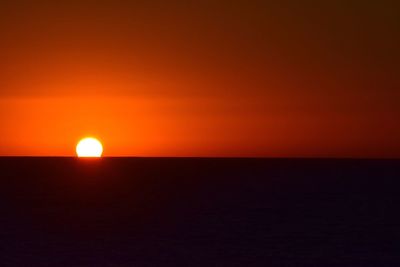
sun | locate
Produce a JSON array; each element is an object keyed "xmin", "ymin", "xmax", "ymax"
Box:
[{"xmin": 76, "ymin": 137, "xmax": 103, "ymax": 157}]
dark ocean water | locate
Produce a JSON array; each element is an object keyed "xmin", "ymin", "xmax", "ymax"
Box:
[{"xmin": 0, "ymin": 157, "xmax": 399, "ymax": 266}]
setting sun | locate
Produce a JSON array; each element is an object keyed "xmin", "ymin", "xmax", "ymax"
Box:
[{"xmin": 76, "ymin": 137, "xmax": 103, "ymax": 157}]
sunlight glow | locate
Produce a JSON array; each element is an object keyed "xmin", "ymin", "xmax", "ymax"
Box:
[{"xmin": 76, "ymin": 137, "xmax": 103, "ymax": 157}]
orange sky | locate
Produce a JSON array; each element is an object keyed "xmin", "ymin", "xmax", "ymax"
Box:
[{"xmin": 0, "ymin": 1, "xmax": 399, "ymax": 157}]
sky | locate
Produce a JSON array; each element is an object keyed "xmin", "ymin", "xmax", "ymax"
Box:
[{"xmin": 0, "ymin": 0, "xmax": 399, "ymax": 157}]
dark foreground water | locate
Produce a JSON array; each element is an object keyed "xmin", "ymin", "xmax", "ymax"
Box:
[{"xmin": 0, "ymin": 157, "xmax": 399, "ymax": 266}]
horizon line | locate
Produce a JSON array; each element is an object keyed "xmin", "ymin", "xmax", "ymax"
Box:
[{"xmin": 0, "ymin": 156, "xmax": 399, "ymax": 160}]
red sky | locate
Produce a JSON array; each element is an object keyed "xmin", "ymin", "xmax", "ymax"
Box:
[{"xmin": 0, "ymin": 1, "xmax": 399, "ymax": 157}]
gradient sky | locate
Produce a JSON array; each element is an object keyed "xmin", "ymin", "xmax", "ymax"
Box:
[{"xmin": 0, "ymin": 0, "xmax": 399, "ymax": 157}]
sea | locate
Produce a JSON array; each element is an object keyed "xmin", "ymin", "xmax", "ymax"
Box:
[{"xmin": 0, "ymin": 157, "xmax": 399, "ymax": 266}]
